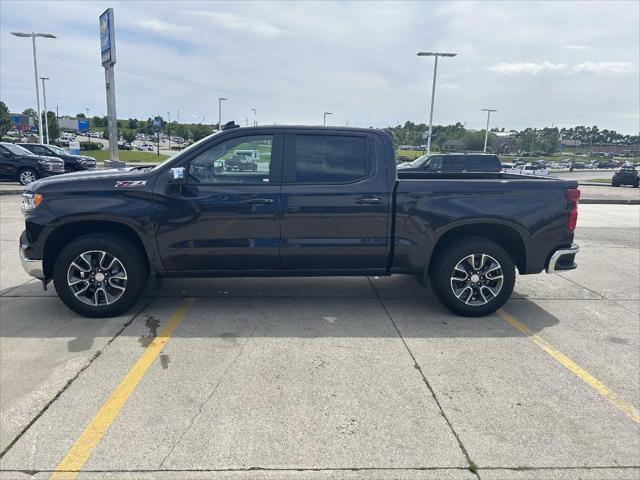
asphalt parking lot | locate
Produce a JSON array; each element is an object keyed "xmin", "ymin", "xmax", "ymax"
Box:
[{"xmin": 0, "ymin": 194, "xmax": 638, "ymax": 479}]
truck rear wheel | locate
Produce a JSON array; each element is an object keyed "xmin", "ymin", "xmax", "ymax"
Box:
[
  {"xmin": 53, "ymin": 234, "xmax": 148, "ymax": 318},
  {"xmin": 430, "ymin": 238, "xmax": 515, "ymax": 317}
]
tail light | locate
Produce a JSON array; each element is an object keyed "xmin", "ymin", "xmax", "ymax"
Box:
[{"xmin": 565, "ymin": 188, "xmax": 580, "ymax": 232}]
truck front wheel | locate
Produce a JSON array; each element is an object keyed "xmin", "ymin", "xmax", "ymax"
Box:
[
  {"xmin": 53, "ymin": 234, "xmax": 148, "ymax": 318},
  {"xmin": 430, "ymin": 238, "xmax": 515, "ymax": 317}
]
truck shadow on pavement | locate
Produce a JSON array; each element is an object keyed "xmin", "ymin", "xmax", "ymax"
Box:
[{"xmin": 0, "ymin": 276, "xmax": 560, "ymax": 352}]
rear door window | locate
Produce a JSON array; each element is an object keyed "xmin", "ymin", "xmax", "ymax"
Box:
[
  {"xmin": 466, "ymin": 155, "xmax": 501, "ymax": 172},
  {"xmin": 442, "ymin": 155, "xmax": 466, "ymax": 172},
  {"xmin": 293, "ymin": 135, "xmax": 370, "ymax": 183}
]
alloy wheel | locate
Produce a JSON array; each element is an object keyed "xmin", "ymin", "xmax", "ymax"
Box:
[
  {"xmin": 450, "ymin": 253, "xmax": 504, "ymax": 306},
  {"xmin": 67, "ymin": 250, "xmax": 128, "ymax": 306}
]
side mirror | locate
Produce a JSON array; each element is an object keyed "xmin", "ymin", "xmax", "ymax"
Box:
[{"xmin": 168, "ymin": 167, "xmax": 186, "ymax": 185}]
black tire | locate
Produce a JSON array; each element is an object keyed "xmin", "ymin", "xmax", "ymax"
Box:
[
  {"xmin": 612, "ymin": 181, "xmax": 619, "ymax": 187},
  {"xmin": 430, "ymin": 237, "xmax": 516, "ymax": 317},
  {"xmin": 17, "ymin": 168, "xmax": 39, "ymax": 186},
  {"xmin": 53, "ymin": 234, "xmax": 148, "ymax": 318}
]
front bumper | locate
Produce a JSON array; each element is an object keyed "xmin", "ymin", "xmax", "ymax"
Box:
[
  {"xmin": 546, "ymin": 244, "xmax": 579, "ymax": 273},
  {"xmin": 19, "ymin": 243, "xmax": 44, "ymax": 279}
]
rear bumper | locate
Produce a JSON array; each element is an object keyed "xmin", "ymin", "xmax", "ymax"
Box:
[
  {"xmin": 546, "ymin": 243, "xmax": 579, "ymax": 273},
  {"xmin": 19, "ymin": 243, "xmax": 44, "ymax": 279}
]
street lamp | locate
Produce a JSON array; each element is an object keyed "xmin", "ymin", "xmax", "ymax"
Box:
[
  {"xmin": 167, "ymin": 111, "xmax": 171, "ymax": 150},
  {"xmin": 481, "ymin": 108, "xmax": 497, "ymax": 153},
  {"xmin": 218, "ymin": 97, "xmax": 227, "ymax": 131},
  {"xmin": 251, "ymin": 108, "xmax": 257, "ymax": 126},
  {"xmin": 85, "ymin": 107, "xmax": 91, "ymax": 142},
  {"xmin": 40, "ymin": 77, "xmax": 50, "ymax": 144},
  {"xmin": 417, "ymin": 51, "xmax": 457, "ymax": 154},
  {"xmin": 323, "ymin": 112, "xmax": 332, "ymax": 126},
  {"xmin": 11, "ymin": 32, "xmax": 56, "ymax": 144}
]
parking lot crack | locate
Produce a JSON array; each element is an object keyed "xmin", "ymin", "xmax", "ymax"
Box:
[
  {"xmin": 0, "ymin": 296, "xmax": 155, "ymax": 460},
  {"xmin": 158, "ymin": 323, "xmax": 260, "ymax": 469},
  {"xmin": 367, "ymin": 277, "xmax": 481, "ymax": 479}
]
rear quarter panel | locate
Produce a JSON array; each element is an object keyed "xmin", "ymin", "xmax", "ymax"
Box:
[{"xmin": 393, "ymin": 176, "xmax": 578, "ymax": 274}]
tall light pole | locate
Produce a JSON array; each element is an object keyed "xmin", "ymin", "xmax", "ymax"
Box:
[
  {"xmin": 167, "ymin": 111, "xmax": 171, "ymax": 150},
  {"xmin": 323, "ymin": 112, "xmax": 332, "ymax": 126},
  {"xmin": 40, "ymin": 77, "xmax": 50, "ymax": 144},
  {"xmin": 85, "ymin": 107, "xmax": 91, "ymax": 142},
  {"xmin": 251, "ymin": 108, "xmax": 257, "ymax": 126},
  {"xmin": 218, "ymin": 97, "xmax": 227, "ymax": 131},
  {"xmin": 481, "ymin": 108, "xmax": 497, "ymax": 153},
  {"xmin": 11, "ymin": 32, "xmax": 56, "ymax": 144},
  {"xmin": 417, "ymin": 51, "xmax": 457, "ymax": 154}
]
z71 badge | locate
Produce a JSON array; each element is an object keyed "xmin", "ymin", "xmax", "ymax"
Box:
[{"xmin": 115, "ymin": 180, "xmax": 147, "ymax": 188}]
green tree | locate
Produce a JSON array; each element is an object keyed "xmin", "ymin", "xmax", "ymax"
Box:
[
  {"xmin": 0, "ymin": 101, "xmax": 11, "ymax": 137},
  {"xmin": 462, "ymin": 130, "xmax": 497, "ymax": 152},
  {"xmin": 45, "ymin": 111, "xmax": 60, "ymax": 141},
  {"xmin": 172, "ymin": 123, "xmax": 190, "ymax": 141},
  {"xmin": 122, "ymin": 129, "xmax": 136, "ymax": 143},
  {"xmin": 102, "ymin": 127, "xmax": 109, "ymax": 140},
  {"xmin": 92, "ymin": 116, "xmax": 104, "ymax": 127},
  {"xmin": 190, "ymin": 124, "xmax": 212, "ymax": 141},
  {"xmin": 128, "ymin": 118, "xmax": 138, "ymax": 129},
  {"xmin": 76, "ymin": 113, "xmax": 86, "ymax": 118}
]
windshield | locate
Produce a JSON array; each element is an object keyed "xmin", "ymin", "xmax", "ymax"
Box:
[
  {"xmin": 406, "ymin": 154, "xmax": 428, "ymax": 167},
  {"xmin": 47, "ymin": 145, "xmax": 68, "ymax": 155},
  {"xmin": 150, "ymin": 130, "xmax": 224, "ymax": 171},
  {"xmin": 2, "ymin": 143, "xmax": 34, "ymax": 156}
]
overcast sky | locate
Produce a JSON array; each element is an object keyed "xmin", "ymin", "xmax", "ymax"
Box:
[{"xmin": 1, "ymin": 1, "xmax": 638, "ymax": 133}]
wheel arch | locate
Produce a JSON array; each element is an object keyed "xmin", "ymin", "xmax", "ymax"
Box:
[
  {"xmin": 427, "ymin": 222, "xmax": 527, "ymax": 276},
  {"xmin": 43, "ymin": 220, "xmax": 151, "ymax": 279}
]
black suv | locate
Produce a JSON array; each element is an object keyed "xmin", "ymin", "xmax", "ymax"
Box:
[
  {"xmin": 397, "ymin": 153, "xmax": 502, "ymax": 173},
  {"xmin": 612, "ymin": 168, "xmax": 639, "ymax": 187},
  {"xmin": 0, "ymin": 142, "xmax": 65, "ymax": 185},
  {"xmin": 18, "ymin": 143, "xmax": 96, "ymax": 172}
]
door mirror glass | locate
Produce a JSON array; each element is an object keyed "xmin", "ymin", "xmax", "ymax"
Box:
[{"xmin": 168, "ymin": 167, "xmax": 186, "ymax": 185}]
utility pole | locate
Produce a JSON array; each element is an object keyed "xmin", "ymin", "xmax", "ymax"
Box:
[
  {"xmin": 481, "ymin": 108, "xmax": 497, "ymax": 153},
  {"xmin": 417, "ymin": 51, "xmax": 457, "ymax": 154},
  {"xmin": 251, "ymin": 108, "xmax": 257, "ymax": 126},
  {"xmin": 167, "ymin": 111, "xmax": 171, "ymax": 150},
  {"xmin": 40, "ymin": 77, "xmax": 50, "ymax": 144},
  {"xmin": 85, "ymin": 107, "xmax": 91, "ymax": 142},
  {"xmin": 323, "ymin": 112, "xmax": 332, "ymax": 126}
]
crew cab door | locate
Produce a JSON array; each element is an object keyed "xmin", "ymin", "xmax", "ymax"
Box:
[
  {"xmin": 153, "ymin": 133, "xmax": 283, "ymax": 272},
  {"xmin": 280, "ymin": 131, "xmax": 390, "ymax": 271}
]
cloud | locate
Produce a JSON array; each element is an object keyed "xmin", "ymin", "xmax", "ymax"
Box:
[
  {"xmin": 182, "ymin": 10, "xmax": 290, "ymax": 36},
  {"xmin": 488, "ymin": 61, "xmax": 568, "ymax": 74},
  {"xmin": 573, "ymin": 61, "xmax": 635, "ymax": 74},
  {"xmin": 133, "ymin": 19, "xmax": 192, "ymax": 34},
  {"xmin": 562, "ymin": 44, "xmax": 592, "ymax": 50}
]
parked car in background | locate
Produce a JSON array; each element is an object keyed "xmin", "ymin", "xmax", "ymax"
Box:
[
  {"xmin": 397, "ymin": 153, "xmax": 502, "ymax": 173},
  {"xmin": 118, "ymin": 143, "xmax": 133, "ymax": 151},
  {"xmin": 0, "ymin": 142, "xmax": 65, "ymax": 185},
  {"xmin": 18, "ymin": 143, "xmax": 96, "ymax": 172},
  {"xmin": 612, "ymin": 168, "xmax": 639, "ymax": 187},
  {"xmin": 509, "ymin": 164, "xmax": 550, "ymax": 176}
]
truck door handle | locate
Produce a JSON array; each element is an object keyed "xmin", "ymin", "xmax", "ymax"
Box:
[
  {"xmin": 245, "ymin": 198, "xmax": 274, "ymax": 205},
  {"xmin": 355, "ymin": 197, "xmax": 381, "ymax": 205}
]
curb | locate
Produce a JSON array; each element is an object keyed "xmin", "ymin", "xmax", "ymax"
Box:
[
  {"xmin": 0, "ymin": 190, "xmax": 23, "ymax": 196},
  {"xmin": 580, "ymin": 199, "xmax": 640, "ymax": 205}
]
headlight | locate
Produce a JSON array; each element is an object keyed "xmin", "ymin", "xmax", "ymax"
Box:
[
  {"xmin": 22, "ymin": 192, "xmax": 43, "ymax": 216},
  {"xmin": 37, "ymin": 159, "xmax": 55, "ymax": 170}
]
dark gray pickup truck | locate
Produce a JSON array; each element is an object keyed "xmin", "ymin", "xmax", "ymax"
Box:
[{"xmin": 20, "ymin": 125, "xmax": 580, "ymax": 318}]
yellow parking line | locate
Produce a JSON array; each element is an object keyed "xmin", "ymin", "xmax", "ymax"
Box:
[
  {"xmin": 50, "ymin": 298, "xmax": 195, "ymax": 480},
  {"xmin": 498, "ymin": 308, "xmax": 640, "ymax": 424}
]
